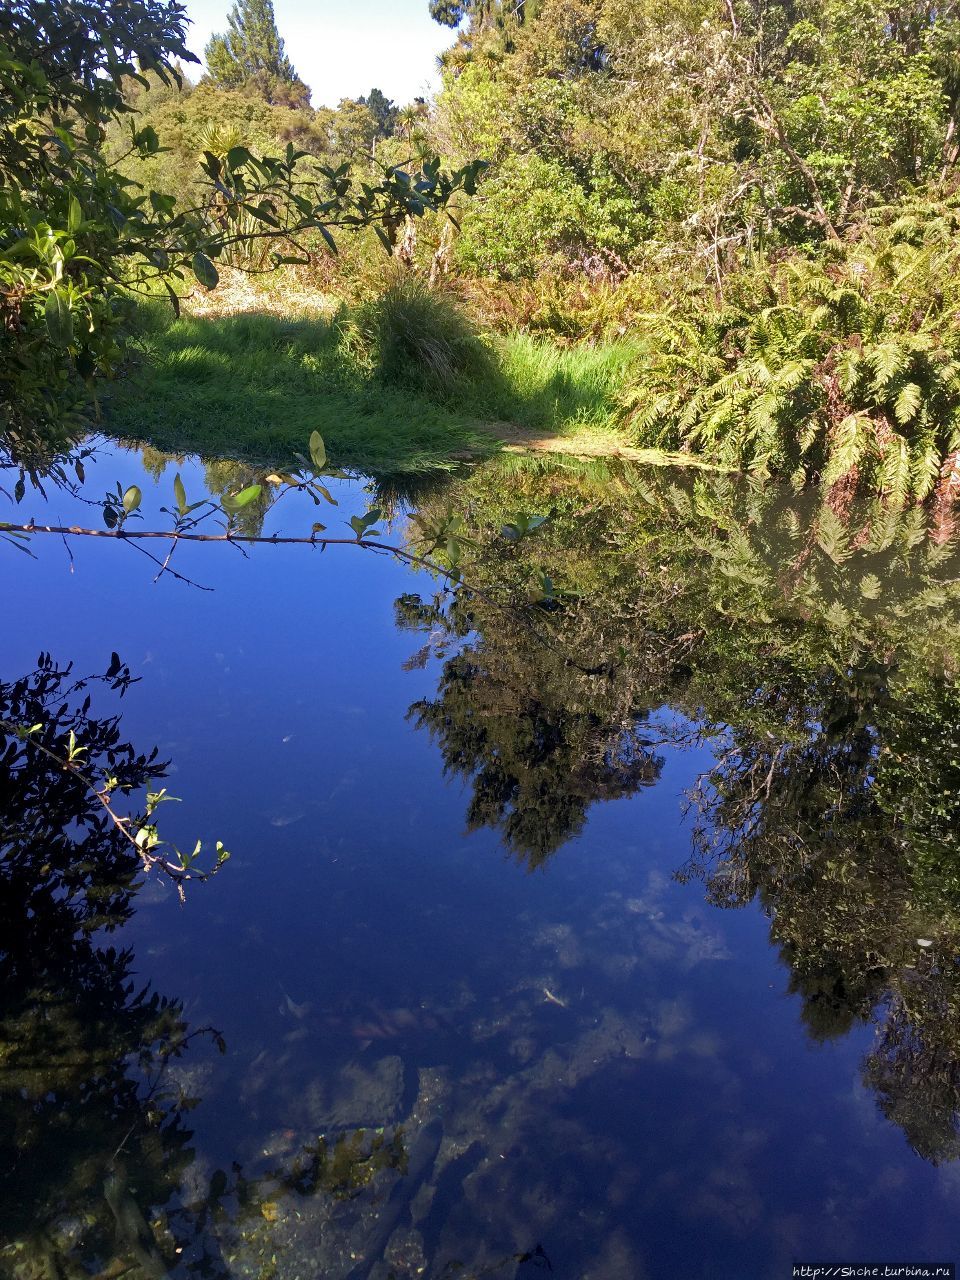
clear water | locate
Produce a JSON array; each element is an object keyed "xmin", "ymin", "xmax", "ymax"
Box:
[{"xmin": 3, "ymin": 442, "xmax": 960, "ymax": 1278}]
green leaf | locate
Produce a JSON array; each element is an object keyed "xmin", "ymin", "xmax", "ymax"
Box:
[
  {"xmin": 501, "ymin": 512, "xmax": 547, "ymax": 542},
  {"xmin": 316, "ymin": 224, "xmax": 338, "ymax": 255},
  {"xmin": 309, "ymin": 430, "xmax": 326, "ymax": 470},
  {"xmin": 122, "ymin": 485, "xmax": 142, "ymax": 515},
  {"xmin": 165, "ymin": 282, "xmax": 181, "ymax": 319},
  {"xmin": 44, "ymin": 290, "xmax": 73, "ymax": 346},
  {"xmin": 246, "ymin": 203, "xmax": 281, "ymax": 228},
  {"xmin": 173, "ymin": 473, "xmax": 187, "ymax": 515},
  {"xmin": 75, "ymin": 348, "xmax": 95, "ymax": 380},
  {"xmin": 201, "ymin": 151, "xmax": 222, "ymax": 180},
  {"xmin": 67, "ymin": 195, "xmax": 82, "ymax": 233},
  {"xmin": 135, "ymin": 124, "xmax": 159, "ymax": 153},
  {"xmin": 349, "ymin": 508, "xmax": 383, "ymax": 539},
  {"xmin": 191, "ymin": 251, "xmax": 219, "ymax": 290},
  {"xmin": 222, "ymin": 483, "xmax": 261, "ymax": 512},
  {"xmin": 150, "ymin": 190, "xmax": 177, "ymax": 216}
]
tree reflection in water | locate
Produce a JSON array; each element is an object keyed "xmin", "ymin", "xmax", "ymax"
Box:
[
  {"xmin": 400, "ymin": 457, "xmax": 960, "ymax": 1162},
  {"xmin": 0, "ymin": 655, "xmax": 205, "ymax": 1274},
  {"xmin": 686, "ymin": 657, "xmax": 960, "ymax": 1164},
  {"xmin": 400, "ymin": 593, "xmax": 665, "ymax": 867},
  {"xmin": 0, "ymin": 657, "xmax": 408, "ymax": 1279}
]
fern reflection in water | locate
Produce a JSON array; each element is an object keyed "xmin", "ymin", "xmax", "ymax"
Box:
[{"xmin": 401, "ymin": 455, "xmax": 960, "ymax": 1159}]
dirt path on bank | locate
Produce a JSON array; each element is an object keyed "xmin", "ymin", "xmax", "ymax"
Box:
[
  {"xmin": 462, "ymin": 422, "xmax": 733, "ymax": 471},
  {"xmin": 494, "ymin": 424, "xmax": 651, "ymax": 460}
]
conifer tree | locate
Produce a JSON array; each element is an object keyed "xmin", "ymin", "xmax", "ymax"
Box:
[
  {"xmin": 361, "ymin": 88, "xmax": 399, "ymax": 140},
  {"xmin": 429, "ymin": 0, "xmax": 469, "ymax": 25},
  {"xmin": 205, "ymin": 0, "xmax": 308, "ymax": 104}
]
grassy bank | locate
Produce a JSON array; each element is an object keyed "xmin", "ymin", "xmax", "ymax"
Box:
[{"xmin": 106, "ymin": 290, "xmax": 638, "ymax": 473}]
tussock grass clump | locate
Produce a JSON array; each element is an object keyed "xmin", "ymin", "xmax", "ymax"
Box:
[{"xmin": 340, "ymin": 278, "xmax": 498, "ymax": 400}]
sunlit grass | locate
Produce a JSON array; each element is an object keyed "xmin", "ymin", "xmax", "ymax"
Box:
[
  {"xmin": 107, "ymin": 297, "xmax": 637, "ymax": 472},
  {"xmin": 493, "ymin": 332, "xmax": 644, "ymax": 432}
]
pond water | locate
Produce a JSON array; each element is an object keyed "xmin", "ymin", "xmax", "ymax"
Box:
[{"xmin": 3, "ymin": 441, "xmax": 960, "ymax": 1278}]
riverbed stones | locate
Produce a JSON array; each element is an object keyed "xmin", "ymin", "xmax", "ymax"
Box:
[{"xmin": 304, "ymin": 1054, "xmax": 405, "ymax": 1130}]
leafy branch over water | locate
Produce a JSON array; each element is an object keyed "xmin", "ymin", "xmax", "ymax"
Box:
[
  {"xmin": 1, "ymin": 432, "xmax": 562, "ymax": 607},
  {"xmin": 0, "ymin": 652, "xmax": 231, "ymax": 894},
  {"xmin": 2, "ymin": 712, "xmax": 229, "ymax": 895}
]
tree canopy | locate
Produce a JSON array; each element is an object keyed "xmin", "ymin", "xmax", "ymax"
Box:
[
  {"xmin": 0, "ymin": 0, "xmax": 483, "ymax": 481},
  {"xmin": 417, "ymin": 0, "xmax": 960, "ymax": 499},
  {"xmin": 205, "ymin": 0, "xmax": 310, "ymax": 106}
]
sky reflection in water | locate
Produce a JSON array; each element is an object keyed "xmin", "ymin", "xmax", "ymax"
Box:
[{"xmin": 2, "ymin": 441, "xmax": 959, "ymax": 1278}]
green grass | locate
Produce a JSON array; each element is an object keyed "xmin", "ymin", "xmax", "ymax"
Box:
[
  {"xmin": 495, "ymin": 332, "xmax": 644, "ymax": 434},
  {"xmin": 106, "ymin": 295, "xmax": 637, "ymax": 473}
]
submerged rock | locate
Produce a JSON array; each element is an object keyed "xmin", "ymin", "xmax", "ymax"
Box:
[{"xmin": 306, "ymin": 1055, "xmax": 405, "ymax": 1131}]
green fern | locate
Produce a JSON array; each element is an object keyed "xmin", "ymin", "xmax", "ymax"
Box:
[
  {"xmin": 879, "ymin": 436, "xmax": 912, "ymax": 507},
  {"xmin": 894, "ymin": 381, "xmax": 923, "ymax": 425},
  {"xmin": 815, "ymin": 506, "xmax": 853, "ymax": 563},
  {"xmin": 622, "ymin": 207, "xmax": 960, "ymax": 504}
]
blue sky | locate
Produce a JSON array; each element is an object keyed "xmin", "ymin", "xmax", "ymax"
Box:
[{"xmin": 180, "ymin": 0, "xmax": 455, "ymax": 108}]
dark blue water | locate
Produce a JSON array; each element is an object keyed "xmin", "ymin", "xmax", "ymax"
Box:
[{"xmin": 2, "ymin": 442, "xmax": 958, "ymax": 1279}]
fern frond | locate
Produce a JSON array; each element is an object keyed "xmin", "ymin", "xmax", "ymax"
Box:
[
  {"xmin": 823, "ymin": 413, "xmax": 868, "ymax": 486},
  {"xmin": 824, "ymin": 600, "xmax": 854, "ymax": 629},
  {"xmin": 815, "ymin": 506, "xmax": 853, "ymax": 563},
  {"xmin": 893, "ymin": 381, "xmax": 922, "ymax": 425},
  {"xmin": 912, "ymin": 437, "xmax": 942, "ymax": 502},
  {"xmin": 870, "ymin": 341, "xmax": 911, "ymax": 394},
  {"xmin": 878, "ymin": 435, "xmax": 911, "ymax": 507}
]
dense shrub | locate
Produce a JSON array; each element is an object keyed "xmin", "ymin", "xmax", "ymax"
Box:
[{"xmin": 624, "ymin": 206, "xmax": 960, "ymax": 504}]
